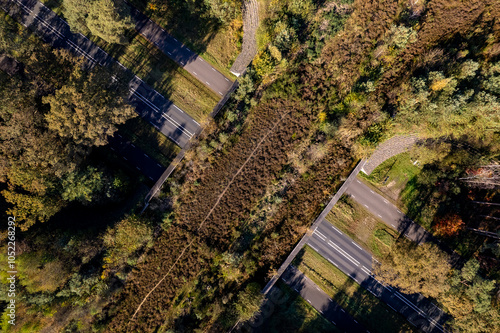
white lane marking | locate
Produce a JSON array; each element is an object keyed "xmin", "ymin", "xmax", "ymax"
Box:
[
  {"xmin": 351, "ymin": 242, "xmax": 363, "ymax": 250},
  {"xmin": 131, "ymin": 143, "xmax": 136, "ymax": 148},
  {"xmin": 168, "ymin": 135, "xmax": 181, "ymax": 146},
  {"xmin": 225, "ymin": 77, "xmax": 229, "ymax": 81},
  {"xmin": 123, "ymin": 157, "xmax": 128, "ymax": 161},
  {"xmin": 361, "ymin": 266, "xmax": 371, "ymax": 275},
  {"xmin": 370, "ymin": 190, "xmax": 374, "ymax": 194},
  {"xmin": 136, "ymin": 166, "xmax": 141, "ymax": 171},
  {"xmin": 340, "ymin": 309, "xmax": 345, "ymax": 313},
  {"xmin": 218, "ymin": 91, "xmax": 223, "ymax": 95},
  {"xmin": 309, "ymin": 244, "xmax": 319, "ymax": 252},
  {"xmin": 354, "ymin": 320, "xmax": 358, "ymax": 324},
  {"xmin": 397, "ymin": 209, "xmax": 402, "ymax": 213},
  {"xmin": 172, "ymin": 104, "xmax": 185, "ymax": 113},
  {"xmin": 306, "ymin": 299, "xmax": 311, "ymax": 303},
  {"xmin": 331, "ymin": 320, "xmax": 336, "ymax": 325},
  {"xmin": 180, "ymin": 61, "xmax": 185, "ymax": 65},
  {"xmin": 294, "ymin": 288, "xmax": 299, "ymax": 292},
  {"xmin": 391, "ymin": 224, "xmax": 396, "ymax": 228},
  {"xmin": 192, "ymin": 119, "xmax": 200, "ymax": 126},
  {"xmin": 157, "ymin": 163, "xmax": 162, "ymax": 168},
  {"xmin": 388, "ymin": 304, "xmax": 398, "ymax": 312},
  {"xmin": 328, "ymin": 241, "xmax": 360, "ymax": 266},
  {"xmin": 205, "ymin": 81, "xmax": 211, "ymax": 86},
  {"xmin": 212, "ymin": 68, "xmax": 216, "ymax": 71},
  {"xmin": 368, "ymin": 289, "xmax": 377, "ymax": 296},
  {"xmin": 377, "ymin": 214, "xmax": 382, "ymax": 218},
  {"xmin": 193, "ymin": 71, "xmax": 198, "ymax": 76},
  {"xmin": 167, "ymin": 51, "xmax": 172, "ymax": 55},
  {"xmin": 315, "ymin": 286, "xmax": 321, "ymax": 291},
  {"xmin": 363, "ymin": 204, "xmax": 370, "ymax": 209},
  {"xmin": 331, "ymin": 225, "xmax": 343, "ymax": 234},
  {"xmin": 173, "ymin": 38, "xmax": 178, "ymax": 41},
  {"xmin": 185, "ymin": 47, "xmax": 190, "ymax": 51},
  {"xmin": 144, "ymin": 154, "xmax": 149, "ymax": 158},
  {"xmin": 315, "ymin": 230, "xmax": 327, "ymax": 240},
  {"xmin": 351, "ymin": 194, "xmax": 356, "ymax": 199},
  {"xmin": 110, "ymin": 147, "xmax": 115, "ymax": 151},
  {"xmin": 117, "ymin": 134, "xmax": 122, "ymax": 138},
  {"xmin": 383, "ymin": 199, "xmax": 389, "ymax": 203},
  {"xmin": 199, "ymin": 58, "xmax": 205, "ymax": 62},
  {"xmin": 328, "ymin": 258, "xmax": 338, "ymax": 267},
  {"xmin": 129, "ymin": 87, "xmax": 194, "ymax": 138},
  {"xmin": 149, "ymin": 176, "xmax": 154, "ymax": 180}
]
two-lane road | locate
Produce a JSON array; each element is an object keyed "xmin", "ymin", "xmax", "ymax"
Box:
[
  {"xmin": 4, "ymin": 0, "xmax": 200, "ymax": 149},
  {"xmin": 345, "ymin": 178, "xmax": 433, "ymax": 244},
  {"xmin": 130, "ymin": 6, "xmax": 234, "ymax": 96},
  {"xmin": 281, "ymin": 266, "xmax": 369, "ymax": 333},
  {"xmin": 307, "ymin": 219, "xmax": 449, "ymax": 333}
]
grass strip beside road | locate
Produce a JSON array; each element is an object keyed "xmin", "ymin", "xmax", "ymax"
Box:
[
  {"xmin": 326, "ymin": 196, "xmax": 399, "ymax": 259},
  {"xmin": 294, "ymin": 246, "xmax": 418, "ymax": 333}
]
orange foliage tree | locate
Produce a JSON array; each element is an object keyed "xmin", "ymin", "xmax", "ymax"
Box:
[{"xmin": 434, "ymin": 214, "xmax": 465, "ymax": 237}]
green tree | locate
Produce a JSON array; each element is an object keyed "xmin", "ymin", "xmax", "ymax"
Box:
[
  {"xmin": 62, "ymin": 0, "xmax": 91, "ymax": 33},
  {"xmin": 1, "ymin": 190, "xmax": 64, "ymax": 230},
  {"xmin": 443, "ymin": 259, "xmax": 499, "ymax": 332},
  {"xmin": 233, "ymin": 282, "xmax": 264, "ymax": 321},
  {"xmin": 43, "ymin": 67, "xmax": 135, "ymax": 147},
  {"xmin": 86, "ymin": 0, "xmax": 134, "ymax": 44},
  {"xmin": 374, "ymin": 242, "xmax": 451, "ymax": 299},
  {"xmin": 102, "ymin": 216, "xmax": 152, "ymax": 275}
]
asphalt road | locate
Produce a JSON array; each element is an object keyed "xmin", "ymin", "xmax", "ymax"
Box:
[
  {"xmin": 108, "ymin": 134, "xmax": 165, "ymax": 181},
  {"xmin": 307, "ymin": 220, "xmax": 449, "ymax": 333},
  {"xmin": 281, "ymin": 266, "xmax": 369, "ymax": 333},
  {"xmin": 345, "ymin": 178, "xmax": 433, "ymax": 244},
  {"xmin": 130, "ymin": 6, "xmax": 234, "ymax": 96},
  {"xmin": 4, "ymin": 0, "xmax": 200, "ymax": 148}
]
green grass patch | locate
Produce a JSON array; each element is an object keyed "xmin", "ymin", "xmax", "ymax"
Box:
[
  {"xmin": 374, "ymin": 228, "xmax": 395, "ymax": 247},
  {"xmin": 119, "ymin": 117, "xmax": 181, "ymax": 167},
  {"xmin": 293, "ymin": 246, "xmax": 418, "ymax": 333},
  {"xmin": 361, "ymin": 152, "xmax": 421, "ymax": 193},
  {"xmin": 261, "ymin": 281, "xmax": 341, "ymax": 333}
]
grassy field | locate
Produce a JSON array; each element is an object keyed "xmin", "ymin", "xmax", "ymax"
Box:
[
  {"xmin": 119, "ymin": 117, "xmax": 181, "ymax": 167},
  {"xmin": 293, "ymin": 246, "xmax": 418, "ymax": 333},
  {"xmin": 127, "ymin": 0, "xmax": 241, "ymax": 78},
  {"xmin": 40, "ymin": 0, "xmax": 220, "ymax": 122},
  {"xmin": 360, "ymin": 152, "xmax": 421, "ymax": 204},
  {"xmin": 326, "ymin": 196, "xmax": 399, "ymax": 258},
  {"xmin": 260, "ymin": 281, "xmax": 341, "ymax": 333}
]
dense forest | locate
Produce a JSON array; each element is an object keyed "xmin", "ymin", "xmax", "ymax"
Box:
[{"xmin": 1, "ymin": 0, "xmax": 499, "ymax": 332}]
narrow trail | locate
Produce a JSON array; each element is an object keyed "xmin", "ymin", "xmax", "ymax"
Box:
[
  {"xmin": 230, "ymin": 0, "xmax": 259, "ymax": 76},
  {"xmin": 129, "ymin": 110, "xmax": 290, "ymax": 322}
]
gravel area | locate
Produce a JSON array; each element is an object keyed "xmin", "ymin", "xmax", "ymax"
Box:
[
  {"xmin": 361, "ymin": 135, "xmax": 418, "ymax": 175},
  {"xmin": 230, "ymin": 0, "xmax": 258, "ymax": 76}
]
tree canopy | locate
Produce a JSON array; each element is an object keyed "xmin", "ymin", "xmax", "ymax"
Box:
[{"xmin": 62, "ymin": 0, "xmax": 134, "ymax": 44}]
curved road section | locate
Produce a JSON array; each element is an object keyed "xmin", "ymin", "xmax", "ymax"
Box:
[
  {"xmin": 4, "ymin": 0, "xmax": 199, "ymax": 148},
  {"xmin": 130, "ymin": 7, "xmax": 234, "ymax": 96}
]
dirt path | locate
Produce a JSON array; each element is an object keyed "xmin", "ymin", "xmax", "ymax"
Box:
[{"xmin": 230, "ymin": 0, "xmax": 259, "ymax": 76}]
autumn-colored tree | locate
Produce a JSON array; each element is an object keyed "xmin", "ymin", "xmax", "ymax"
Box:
[
  {"xmin": 434, "ymin": 213, "xmax": 465, "ymax": 237},
  {"xmin": 374, "ymin": 242, "xmax": 451, "ymax": 299},
  {"xmin": 43, "ymin": 67, "xmax": 135, "ymax": 147}
]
